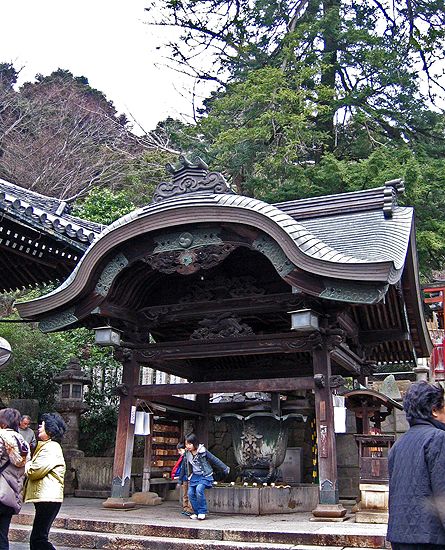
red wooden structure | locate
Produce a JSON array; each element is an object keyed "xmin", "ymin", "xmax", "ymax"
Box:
[{"xmin": 424, "ymin": 285, "xmax": 445, "ymax": 381}]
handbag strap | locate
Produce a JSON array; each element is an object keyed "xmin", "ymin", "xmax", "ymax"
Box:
[
  {"xmin": 0, "ymin": 433, "xmax": 27, "ymax": 475},
  {"xmin": 0, "ymin": 459, "xmax": 11, "ymax": 475}
]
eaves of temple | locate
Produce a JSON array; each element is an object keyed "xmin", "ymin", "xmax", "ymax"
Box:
[
  {"xmin": 0, "ymin": 159, "xmax": 431, "ymax": 373},
  {"xmin": 0, "ymin": 179, "xmax": 103, "ymax": 290}
]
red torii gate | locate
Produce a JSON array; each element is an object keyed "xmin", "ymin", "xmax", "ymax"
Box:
[{"xmin": 424, "ymin": 285, "xmax": 445, "ymax": 381}]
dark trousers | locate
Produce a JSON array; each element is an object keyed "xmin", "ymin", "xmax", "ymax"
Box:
[
  {"xmin": 0, "ymin": 504, "xmax": 14, "ymax": 550},
  {"xmin": 30, "ymin": 502, "xmax": 61, "ymax": 550}
]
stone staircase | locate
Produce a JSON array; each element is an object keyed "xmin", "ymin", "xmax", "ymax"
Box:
[{"xmin": 10, "ymin": 511, "xmax": 389, "ymax": 550}]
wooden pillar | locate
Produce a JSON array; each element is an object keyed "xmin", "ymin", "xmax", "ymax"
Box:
[
  {"xmin": 195, "ymin": 394, "xmax": 209, "ymax": 445},
  {"xmin": 142, "ymin": 415, "xmax": 153, "ymax": 492},
  {"xmin": 103, "ymin": 351, "xmax": 139, "ymax": 509},
  {"xmin": 312, "ymin": 346, "xmax": 346, "ymax": 519}
]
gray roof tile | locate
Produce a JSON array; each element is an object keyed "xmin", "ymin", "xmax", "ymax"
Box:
[{"xmin": 0, "ymin": 179, "xmax": 104, "ymax": 246}]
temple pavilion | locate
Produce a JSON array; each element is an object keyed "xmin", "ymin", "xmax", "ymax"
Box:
[{"xmin": 0, "ymin": 158, "xmax": 431, "ymax": 517}]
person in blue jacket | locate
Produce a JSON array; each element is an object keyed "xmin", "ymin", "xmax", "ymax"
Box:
[
  {"xmin": 180, "ymin": 433, "xmax": 229, "ymax": 520},
  {"xmin": 387, "ymin": 381, "xmax": 445, "ymax": 549}
]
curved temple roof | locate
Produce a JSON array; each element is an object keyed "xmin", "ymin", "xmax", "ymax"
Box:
[
  {"xmin": 16, "ymin": 190, "xmax": 412, "ymax": 318},
  {"xmin": 2, "ymin": 159, "xmax": 431, "ymax": 360},
  {"xmin": 0, "ymin": 179, "xmax": 104, "ymax": 291}
]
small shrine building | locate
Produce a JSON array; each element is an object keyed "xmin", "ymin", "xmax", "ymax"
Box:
[{"xmin": 0, "ymin": 160, "xmax": 431, "ymax": 518}]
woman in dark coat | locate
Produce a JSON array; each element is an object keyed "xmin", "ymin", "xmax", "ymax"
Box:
[{"xmin": 387, "ymin": 381, "xmax": 445, "ymax": 550}]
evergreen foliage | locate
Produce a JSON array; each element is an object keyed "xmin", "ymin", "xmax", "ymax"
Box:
[
  {"xmin": 0, "ymin": 319, "xmax": 121, "ymax": 455},
  {"xmin": 149, "ymin": 0, "xmax": 445, "ymax": 277},
  {"xmin": 72, "ymin": 187, "xmax": 135, "ymax": 226}
]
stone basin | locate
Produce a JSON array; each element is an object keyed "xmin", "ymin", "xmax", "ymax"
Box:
[{"xmin": 206, "ymin": 483, "xmax": 319, "ymax": 515}]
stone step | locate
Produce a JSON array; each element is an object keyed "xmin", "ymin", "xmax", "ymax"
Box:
[
  {"xmin": 11, "ymin": 512, "xmax": 389, "ymax": 549},
  {"xmin": 10, "ymin": 543, "xmax": 74, "ymax": 550},
  {"xmin": 11, "ymin": 523, "xmax": 381, "ymax": 550}
]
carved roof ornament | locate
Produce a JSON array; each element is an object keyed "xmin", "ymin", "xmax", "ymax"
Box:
[
  {"xmin": 382, "ymin": 178, "xmax": 405, "ymax": 219},
  {"xmin": 191, "ymin": 313, "xmax": 254, "ymax": 340},
  {"xmin": 152, "ymin": 155, "xmax": 233, "ymax": 203}
]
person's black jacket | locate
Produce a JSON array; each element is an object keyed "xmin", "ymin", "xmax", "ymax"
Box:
[{"xmin": 387, "ymin": 418, "xmax": 445, "ymax": 545}]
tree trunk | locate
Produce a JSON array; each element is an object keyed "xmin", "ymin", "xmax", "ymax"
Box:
[{"xmin": 315, "ymin": 0, "xmax": 340, "ymax": 159}]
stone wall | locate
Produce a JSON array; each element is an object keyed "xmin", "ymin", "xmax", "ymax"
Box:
[
  {"xmin": 208, "ymin": 419, "xmax": 237, "ymax": 478},
  {"xmin": 72, "ymin": 457, "xmax": 144, "ymax": 497}
]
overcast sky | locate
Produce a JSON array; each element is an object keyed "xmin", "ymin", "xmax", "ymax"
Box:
[{"xmin": 1, "ymin": 0, "xmax": 203, "ymax": 133}]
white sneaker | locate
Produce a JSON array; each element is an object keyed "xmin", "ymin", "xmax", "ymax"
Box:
[
  {"xmin": 197, "ymin": 514, "xmax": 206, "ymax": 520},
  {"xmin": 189, "ymin": 514, "xmax": 198, "ymax": 520}
]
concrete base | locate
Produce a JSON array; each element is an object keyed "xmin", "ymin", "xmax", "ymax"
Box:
[
  {"xmin": 130, "ymin": 491, "xmax": 163, "ymax": 506},
  {"xmin": 311, "ymin": 503, "xmax": 347, "ymax": 519},
  {"xmin": 75, "ymin": 489, "xmax": 110, "ymax": 498},
  {"xmin": 358, "ymin": 483, "xmax": 389, "ymax": 510},
  {"xmin": 207, "ymin": 484, "xmax": 319, "ymax": 515},
  {"xmin": 102, "ymin": 497, "xmax": 136, "ymax": 509},
  {"xmin": 310, "ymin": 514, "xmax": 352, "ymax": 522},
  {"xmin": 355, "ymin": 483, "xmax": 389, "ymax": 524},
  {"xmin": 356, "ymin": 510, "xmax": 389, "ymax": 524}
]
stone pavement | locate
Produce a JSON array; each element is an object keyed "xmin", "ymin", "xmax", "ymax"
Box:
[
  {"xmin": 10, "ymin": 544, "xmax": 73, "ymax": 550},
  {"xmin": 9, "ymin": 497, "xmax": 390, "ymax": 549}
]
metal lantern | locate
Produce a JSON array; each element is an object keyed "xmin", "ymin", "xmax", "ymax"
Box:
[
  {"xmin": 94, "ymin": 326, "xmax": 122, "ymax": 347},
  {"xmin": 289, "ymin": 309, "xmax": 319, "ymax": 332},
  {"xmin": 0, "ymin": 337, "xmax": 12, "ymax": 368}
]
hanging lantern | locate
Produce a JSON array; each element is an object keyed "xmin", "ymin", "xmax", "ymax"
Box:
[
  {"xmin": 289, "ymin": 309, "xmax": 319, "ymax": 332},
  {"xmin": 94, "ymin": 326, "xmax": 122, "ymax": 347},
  {"xmin": 0, "ymin": 337, "xmax": 12, "ymax": 369},
  {"xmin": 134, "ymin": 412, "xmax": 151, "ymax": 435}
]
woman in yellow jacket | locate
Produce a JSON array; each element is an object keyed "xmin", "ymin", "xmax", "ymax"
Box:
[{"xmin": 24, "ymin": 413, "xmax": 66, "ymax": 550}]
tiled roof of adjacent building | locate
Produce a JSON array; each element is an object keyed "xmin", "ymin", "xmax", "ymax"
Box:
[{"xmin": 0, "ymin": 179, "xmax": 104, "ymax": 244}]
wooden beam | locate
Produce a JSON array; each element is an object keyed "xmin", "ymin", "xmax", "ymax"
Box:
[
  {"xmin": 195, "ymin": 394, "xmax": 210, "ymax": 445},
  {"xmin": 208, "ymin": 401, "xmax": 272, "ymax": 414},
  {"xmin": 131, "ymin": 332, "xmax": 319, "ymax": 362},
  {"xmin": 93, "ymin": 303, "xmax": 145, "ymax": 326},
  {"xmin": 359, "ymin": 329, "xmax": 410, "ymax": 345},
  {"xmin": 139, "ymin": 292, "xmax": 305, "ymax": 324},
  {"xmin": 134, "ymin": 376, "xmax": 315, "ymax": 398},
  {"xmin": 312, "ymin": 347, "xmax": 344, "ymax": 513},
  {"xmin": 148, "ymin": 394, "xmax": 202, "ymax": 413},
  {"xmin": 331, "ymin": 344, "xmax": 363, "ymax": 375},
  {"xmin": 110, "ymin": 359, "xmax": 139, "ymax": 501},
  {"xmin": 336, "ymin": 311, "xmax": 359, "ymax": 339}
]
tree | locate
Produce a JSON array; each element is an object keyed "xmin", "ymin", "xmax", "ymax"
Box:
[
  {"xmin": 0, "ymin": 67, "xmax": 137, "ymax": 200},
  {"xmin": 149, "ymin": 0, "xmax": 445, "ymax": 158},
  {"xmin": 72, "ymin": 187, "xmax": 136, "ymax": 226},
  {"xmin": 0, "ymin": 321, "xmax": 78, "ymax": 411},
  {"xmin": 148, "ymin": 0, "xmax": 445, "ymax": 276},
  {"xmin": 0, "ymin": 280, "xmax": 122, "ymax": 454},
  {"xmin": 0, "ymin": 66, "xmax": 183, "ymax": 203},
  {"xmin": 122, "ymin": 147, "xmax": 180, "ymax": 206},
  {"xmin": 0, "ymin": 316, "xmax": 122, "ymax": 454}
]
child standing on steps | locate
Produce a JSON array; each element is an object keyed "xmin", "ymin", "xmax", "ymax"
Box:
[
  {"xmin": 171, "ymin": 442, "xmax": 194, "ymax": 516},
  {"xmin": 182, "ymin": 433, "xmax": 230, "ymax": 521}
]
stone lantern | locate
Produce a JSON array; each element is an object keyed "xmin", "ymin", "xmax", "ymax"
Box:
[{"xmin": 54, "ymin": 357, "xmax": 92, "ymax": 495}]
